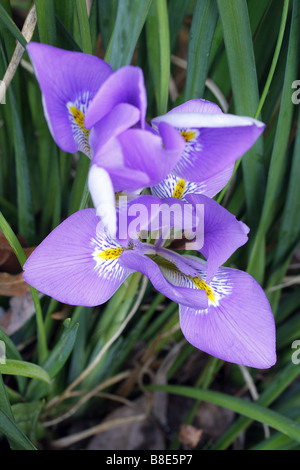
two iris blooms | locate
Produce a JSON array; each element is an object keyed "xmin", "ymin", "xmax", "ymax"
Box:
[{"xmin": 23, "ymin": 43, "xmax": 276, "ymax": 369}]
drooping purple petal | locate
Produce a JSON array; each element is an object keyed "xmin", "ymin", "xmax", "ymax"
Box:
[
  {"xmin": 179, "ymin": 260, "xmax": 276, "ymax": 368},
  {"xmin": 119, "ymin": 250, "xmax": 208, "ymax": 310},
  {"xmin": 23, "ymin": 209, "xmax": 133, "ymax": 306},
  {"xmin": 185, "ymin": 193, "xmax": 249, "ymax": 282},
  {"xmin": 151, "ymin": 99, "xmax": 265, "ymax": 182},
  {"xmin": 85, "ymin": 65, "xmax": 147, "ymax": 129},
  {"xmin": 27, "ymin": 42, "xmax": 113, "ymax": 155}
]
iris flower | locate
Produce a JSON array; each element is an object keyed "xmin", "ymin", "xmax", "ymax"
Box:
[
  {"xmin": 27, "ymin": 43, "xmax": 185, "ymax": 235},
  {"xmin": 23, "ymin": 200, "xmax": 276, "ymax": 369},
  {"xmin": 24, "ymin": 43, "xmax": 275, "ymax": 369},
  {"xmin": 151, "ymin": 98, "xmax": 265, "ymax": 185}
]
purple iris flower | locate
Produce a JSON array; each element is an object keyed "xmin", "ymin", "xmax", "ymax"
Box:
[
  {"xmin": 24, "ymin": 43, "xmax": 276, "ymax": 369},
  {"xmin": 151, "ymin": 98, "xmax": 265, "ymax": 184},
  {"xmin": 23, "ymin": 202, "xmax": 276, "ymax": 369}
]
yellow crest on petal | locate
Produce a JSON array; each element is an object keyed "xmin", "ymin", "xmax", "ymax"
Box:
[
  {"xmin": 172, "ymin": 178, "xmax": 185, "ymax": 199},
  {"xmin": 180, "ymin": 130, "xmax": 196, "ymax": 142},
  {"xmin": 190, "ymin": 276, "xmax": 216, "ymax": 304},
  {"xmin": 97, "ymin": 248, "xmax": 124, "ymax": 260},
  {"xmin": 68, "ymin": 105, "xmax": 90, "ymax": 141}
]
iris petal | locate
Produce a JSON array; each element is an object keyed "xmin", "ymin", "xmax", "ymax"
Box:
[
  {"xmin": 23, "ymin": 209, "xmax": 133, "ymax": 306},
  {"xmin": 27, "ymin": 42, "xmax": 113, "ymax": 156},
  {"xmin": 179, "ymin": 261, "xmax": 276, "ymax": 368},
  {"xmin": 151, "ymin": 99, "xmax": 265, "ymax": 182}
]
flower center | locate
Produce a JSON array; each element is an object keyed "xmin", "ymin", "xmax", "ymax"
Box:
[
  {"xmin": 190, "ymin": 276, "xmax": 216, "ymax": 303},
  {"xmin": 172, "ymin": 178, "xmax": 185, "ymax": 199},
  {"xmin": 180, "ymin": 130, "xmax": 197, "ymax": 142},
  {"xmin": 97, "ymin": 248, "xmax": 124, "ymax": 260},
  {"xmin": 67, "ymin": 101, "xmax": 91, "ymax": 155},
  {"xmin": 68, "ymin": 105, "xmax": 90, "ymax": 140},
  {"xmin": 150, "ymin": 255, "xmax": 216, "ymax": 303}
]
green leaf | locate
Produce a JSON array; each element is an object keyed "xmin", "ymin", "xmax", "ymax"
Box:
[
  {"xmin": 75, "ymin": 0, "xmax": 93, "ymax": 54},
  {"xmin": 105, "ymin": 0, "xmax": 152, "ymax": 69},
  {"xmin": 97, "ymin": 0, "xmax": 118, "ymax": 52},
  {"xmin": 26, "ymin": 319, "xmax": 78, "ymax": 400},
  {"xmin": 168, "ymin": 0, "xmax": 191, "ymax": 53},
  {"xmin": 0, "ymin": 211, "xmax": 48, "ymax": 364},
  {"xmin": 0, "ymin": 210, "xmax": 27, "ymax": 266},
  {"xmin": 0, "ymin": 374, "xmax": 30, "ymax": 449},
  {"xmin": 184, "ymin": 0, "xmax": 219, "ymax": 101},
  {"xmin": 0, "ymin": 328, "xmax": 26, "ymax": 393},
  {"xmin": 42, "ymin": 319, "xmax": 79, "ymax": 380},
  {"xmin": 67, "ymin": 153, "xmax": 90, "ymax": 216},
  {"xmin": 247, "ymin": 0, "xmax": 298, "ymax": 281},
  {"xmin": 267, "ymin": 105, "xmax": 300, "ymax": 311},
  {"xmin": 0, "ymin": 3, "xmax": 27, "ymax": 48},
  {"xmin": 0, "ymin": 409, "xmax": 36, "ymax": 450},
  {"xmin": 0, "ymin": 359, "xmax": 51, "ymax": 383},
  {"xmin": 148, "ymin": 383, "xmax": 300, "ymax": 443},
  {"xmin": 0, "ymin": 373, "xmax": 14, "ymax": 421},
  {"xmin": 11, "ymin": 401, "xmax": 44, "ymax": 443},
  {"xmin": 146, "ymin": 0, "xmax": 170, "ymax": 115},
  {"xmin": 6, "ymin": 76, "xmax": 35, "ymax": 246},
  {"xmin": 35, "ymin": 0, "xmax": 57, "ymax": 45},
  {"xmin": 212, "ymin": 360, "xmax": 300, "ymax": 449},
  {"xmin": 253, "ymin": 0, "xmax": 289, "ymax": 119},
  {"xmin": 217, "ymin": 0, "xmax": 265, "ymax": 233}
]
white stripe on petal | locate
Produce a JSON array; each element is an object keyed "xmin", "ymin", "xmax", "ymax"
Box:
[
  {"xmin": 151, "ymin": 174, "xmax": 207, "ymax": 201},
  {"xmin": 152, "ymin": 112, "xmax": 265, "ymax": 130},
  {"xmin": 152, "ymin": 253, "xmax": 229, "ymax": 311},
  {"xmin": 67, "ymin": 91, "xmax": 92, "ymax": 156},
  {"xmin": 90, "ymin": 228, "xmax": 127, "ymax": 281},
  {"xmin": 88, "ymin": 165, "xmax": 117, "ymax": 239}
]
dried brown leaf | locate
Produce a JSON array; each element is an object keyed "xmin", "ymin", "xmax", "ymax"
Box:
[
  {"xmin": 178, "ymin": 424, "xmax": 203, "ymax": 448},
  {"xmin": 0, "ymin": 272, "xmax": 30, "ymax": 296},
  {"xmin": 0, "ymin": 231, "xmax": 35, "ymax": 274},
  {"xmin": 0, "ymin": 292, "xmax": 39, "ymax": 335}
]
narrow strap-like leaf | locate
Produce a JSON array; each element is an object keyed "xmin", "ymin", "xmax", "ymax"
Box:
[
  {"xmin": 35, "ymin": 0, "xmax": 56, "ymax": 45},
  {"xmin": 0, "ymin": 3, "xmax": 27, "ymax": 48},
  {"xmin": 185, "ymin": 0, "xmax": 219, "ymax": 101},
  {"xmin": 0, "ymin": 408, "xmax": 36, "ymax": 450},
  {"xmin": 0, "ymin": 359, "xmax": 50, "ymax": 383},
  {"xmin": 105, "ymin": 0, "xmax": 153, "ymax": 69},
  {"xmin": 148, "ymin": 383, "xmax": 300, "ymax": 443},
  {"xmin": 217, "ymin": 0, "xmax": 265, "ymax": 233},
  {"xmin": 247, "ymin": 0, "xmax": 298, "ymax": 281},
  {"xmin": 146, "ymin": 0, "xmax": 170, "ymax": 115}
]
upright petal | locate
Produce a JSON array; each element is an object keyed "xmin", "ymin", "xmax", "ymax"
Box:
[
  {"xmin": 88, "ymin": 166, "xmax": 117, "ymax": 238},
  {"xmin": 85, "ymin": 65, "xmax": 147, "ymax": 129},
  {"xmin": 167, "ymin": 98, "xmax": 223, "ymax": 115},
  {"xmin": 89, "ymin": 103, "xmax": 140, "ymax": 157},
  {"xmin": 151, "ymin": 99, "xmax": 265, "ymax": 182},
  {"xmin": 92, "ymin": 122, "xmax": 185, "ymax": 193},
  {"xmin": 23, "ymin": 209, "xmax": 133, "ymax": 306},
  {"xmin": 179, "ymin": 260, "xmax": 276, "ymax": 368},
  {"xmin": 27, "ymin": 42, "xmax": 113, "ymax": 155}
]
